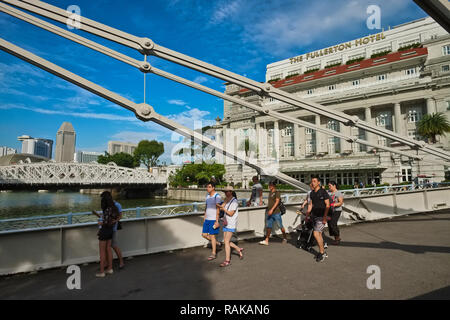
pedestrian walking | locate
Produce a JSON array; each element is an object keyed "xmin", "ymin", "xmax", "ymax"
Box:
[
  {"xmin": 328, "ymin": 181, "xmax": 344, "ymax": 245},
  {"xmin": 307, "ymin": 176, "xmax": 330, "ymax": 262},
  {"xmin": 217, "ymin": 186, "xmax": 243, "ymax": 267},
  {"xmin": 202, "ymin": 181, "xmax": 221, "ymax": 261},
  {"xmin": 259, "ymin": 181, "xmax": 287, "ymax": 246},
  {"xmin": 247, "ymin": 176, "xmax": 263, "ymax": 207}
]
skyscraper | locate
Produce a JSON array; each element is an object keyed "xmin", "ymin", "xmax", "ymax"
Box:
[
  {"xmin": 55, "ymin": 122, "xmax": 76, "ymax": 162},
  {"xmin": 17, "ymin": 135, "xmax": 53, "ymax": 159}
]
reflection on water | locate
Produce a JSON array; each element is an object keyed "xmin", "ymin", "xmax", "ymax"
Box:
[{"xmin": 0, "ymin": 191, "xmax": 185, "ymax": 219}]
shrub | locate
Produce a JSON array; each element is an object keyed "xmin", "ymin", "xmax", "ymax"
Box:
[
  {"xmin": 346, "ymin": 57, "xmax": 364, "ymax": 65},
  {"xmin": 370, "ymin": 50, "xmax": 392, "ymax": 59},
  {"xmin": 304, "ymin": 68, "xmax": 320, "ymax": 74},
  {"xmin": 398, "ymin": 43, "xmax": 421, "ymax": 52}
]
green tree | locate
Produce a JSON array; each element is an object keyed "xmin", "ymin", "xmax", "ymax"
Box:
[
  {"xmin": 168, "ymin": 163, "xmax": 225, "ymax": 187},
  {"xmin": 97, "ymin": 152, "xmax": 138, "ymax": 168},
  {"xmin": 417, "ymin": 112, "xmax": 450, "ymax": 144},
  {"xmin": 134, "ymin": 140, "xmax": 165, "ymax": 169}
]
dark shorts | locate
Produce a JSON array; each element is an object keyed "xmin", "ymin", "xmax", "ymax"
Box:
[{"xmin": 98, "ymin": 226, "xmax": 113, "ymax": 241}]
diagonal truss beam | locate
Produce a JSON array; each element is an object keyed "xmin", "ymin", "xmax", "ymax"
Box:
[{"xmin": 0, "ymin": 38, "xmax": 309, "ymax": 190}]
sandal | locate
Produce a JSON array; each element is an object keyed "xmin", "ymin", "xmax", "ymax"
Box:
[
  {"xmin": 238, "ymin": 248, "xmax": 244, "ymax": 260},
  {"xmin": 220, "ymin": 260, "xmax": 231, "ymax": 267},
  {"xmin": 207, "ymin": 254, "xmax": 217, "ymax": 261}
]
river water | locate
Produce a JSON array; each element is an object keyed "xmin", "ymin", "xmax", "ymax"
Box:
[{"xmin": 0, "ymin": 191, "xmax": 185, "ymax": 220}]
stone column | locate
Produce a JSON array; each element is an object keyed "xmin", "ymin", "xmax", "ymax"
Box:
[
  {"xmin": 274, "ymin": 120, "xmax": 280, "ymax": 160},
  {"xmin": 426, "ymin": 98, "xmax": 436, "ymax": 114},
  {"xmin": 299, "ymin": 126, "xmax": 306, "ymax": 158},
  {"xmin": 340, "ymin": 124, "xmax": 352, "ymax": 153},
  {"xmin": 294, "ymin": 123, "xmax": 301, "ymax": 158},
  {"xmin": 315, "ymin": 115, "xmax": 326, "ymax": 154},
  {"xmin": 394, "ymin": 102, "xmax": 404, "ymax": 136},
  {"xmin": 365, "ymin": 107, "xmax": 376, "ymax": 146}
]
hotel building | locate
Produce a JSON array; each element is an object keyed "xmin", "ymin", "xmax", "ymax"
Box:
[{"xmin": 218, "ymin": 17, "xmax": 450, "ymax": 187}]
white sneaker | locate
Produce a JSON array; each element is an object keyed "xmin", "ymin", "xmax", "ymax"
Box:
[
  {"xmin": 105, "ymin": 269, "xmax": 113, "ymax": 275},
  {"xmin": 259, "ymin": 240, "xmax": 269, "ymax": 246},
  {"xmin": 96, "ymin": 272, "xmax": 106, "ymax": 278}
]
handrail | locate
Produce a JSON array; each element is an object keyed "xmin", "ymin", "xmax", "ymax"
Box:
[{"xmin": 2, "ymin": 183, "xmax": 449, "ymax": 232}]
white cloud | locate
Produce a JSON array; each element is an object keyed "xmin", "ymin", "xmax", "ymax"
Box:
[
  {"xmin": 167, "ymin": 108, "xmax": 212, "ymax": 128},
  {"xmin": 211, "ymin": 0, "xmax": 240, "ymax": 24},
  {"xmin": 111, "ymin": 131, "xmax": 160, "ymax": 143},
  {"xmin": 167, "ymin": 99, "xmax": 187, "ymax": 106},
  {"xmin": 193, "ymin": 76, "xmax": 208, "ymax": 84}
]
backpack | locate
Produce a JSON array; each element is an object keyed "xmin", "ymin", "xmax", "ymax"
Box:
[{"xmin": 279, "ymin": 200, "xmax": 286, "ymax": 215}]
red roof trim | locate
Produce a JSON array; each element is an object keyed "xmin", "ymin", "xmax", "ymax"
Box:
[{"xmin": 239, "ymin": 47, "xmax": 427, "ymax": 94}]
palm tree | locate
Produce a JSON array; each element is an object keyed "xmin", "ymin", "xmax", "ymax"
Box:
[{"xmin": 417, "ymin": 112, "xmax": 450, "ymax": 143}]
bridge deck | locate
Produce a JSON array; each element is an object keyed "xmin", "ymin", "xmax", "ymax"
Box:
[{"xmin": 1, "ymin": 210, "xmax": 450, "ymax": 300}]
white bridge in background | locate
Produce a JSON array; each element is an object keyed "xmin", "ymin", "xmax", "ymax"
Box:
[{"xmin": 0, "ymin": 161, "xmax": 167, "ymax": 189}]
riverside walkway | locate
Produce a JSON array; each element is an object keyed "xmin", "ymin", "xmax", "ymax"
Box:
[{"xmin": 1, "ymin": 210, "xmax": 449, "ymax": 300}]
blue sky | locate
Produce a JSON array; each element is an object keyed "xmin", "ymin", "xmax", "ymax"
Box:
[{"xmin": 0, "ymin": 0, "xmax": 428, "ymax": 164}]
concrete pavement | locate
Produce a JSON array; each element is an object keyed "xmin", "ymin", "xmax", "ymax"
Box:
[{"xmin": 1, "ymin": 210, "xmax": 450, "ymax": 300}]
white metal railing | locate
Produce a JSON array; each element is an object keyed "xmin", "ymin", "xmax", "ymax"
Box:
[{"xmin": 0, "ymin": 162, "xmax": 166, "ymax": 187}]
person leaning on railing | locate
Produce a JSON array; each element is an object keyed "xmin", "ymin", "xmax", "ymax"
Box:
[{"xmin": 91, "ymin": 191, "xmax": 120, "ymax": 278}]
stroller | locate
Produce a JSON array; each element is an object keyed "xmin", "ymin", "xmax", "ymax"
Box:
[{"xmin": 295, "ymin": 211, "xmax": 315, "ymax": 252}]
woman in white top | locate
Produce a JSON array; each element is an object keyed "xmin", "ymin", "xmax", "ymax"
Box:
[{"xmin": 217, "ymin": 186, "xmax": 243, "ymax": 267}]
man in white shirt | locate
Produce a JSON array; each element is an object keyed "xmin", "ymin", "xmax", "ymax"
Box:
[
  {"xmin": 247, "ymin": 176, "xmax": 263, "ymax": 207},
  {"xmin": 202, "ymin": 181, "xmax": 222, "ymax": 261}
]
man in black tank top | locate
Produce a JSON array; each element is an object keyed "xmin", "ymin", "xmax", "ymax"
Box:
[{"xmin": 307, "ymin": 176, "xmax": 330, "ymax": 262}]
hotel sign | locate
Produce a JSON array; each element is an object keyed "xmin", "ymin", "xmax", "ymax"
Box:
[{"xmin": 289, "ymin": 32, "xmax": 386, "ymax": 64}]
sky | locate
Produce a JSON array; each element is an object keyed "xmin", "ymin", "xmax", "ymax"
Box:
[{"xmin": 0, "ymin": 0, "xmax": 428, "ymax": 164}]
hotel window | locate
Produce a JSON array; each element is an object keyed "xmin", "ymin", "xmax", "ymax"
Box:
[
  {"xmin": 327, "ymin": 137, "xmax": 339, "ymax": 154},
  {"xmin": 306, "ymin": 140, "xmax": 315, "ymax": 154},
  {"xmin": 270, "ymin": 73, "xmax": 283, "ymax": 80},
  {"xmin": 305, "ymin": 127, "xmax": 314, "ymax": 135},
  {"xmin": 407, "ymin": 108, "xmax": 422, "ymax": 123},
  {"xmin": 283, "ymin": 126, "xmax": 293, "ymax": 137},
  {"xmin": 287, "ymin": 69, "xmax": 301, "ymax": 76},
  {"xmin": 442, "ymin": 45, "xmax": 450, "ymax": 56},
  {"xmin": 327, "ymin": 120, "xmax": 339, "ymax": 131},
  {"xmin": 326, "ymin": 59, "xmax": 342, "ymax": 67},
  {"xmin": 377, "ymin": 74, "xmax": 387, "ymax": 81},
  {"xmin": 284, "ymin": 142, "xmax": 294, "ymax": 157},
  {"xmin": 375, "ymin": 111, "xmax": 392, "ymax": 127},
  {"xmin": 328, "ymin": 84, "xmax": 336, "ymax": 91},
  {"xmin": 352, "ymin": 79, "xmax": 361, "ymax": 86},
  {"xmin": 307, "ymin": 89, "xmax": 314, "ymax": 95},
  {"xmin": 348, "ymin": 53, "xmax": 365, "ymax": 60},
  {"xmin": 306, "ymin": 64, "xmax": 320, "ymax": 72},
  {"xmin": 442, "ymin": 65, "xmax": 450, "ymax": 72},
  {"xmin": 372, "ymin": 46, "xmax": 392, "ymax": 55},
  {"xmin": 405, "ymin": 68, "xmax": 416, "ymax": 76},
  {"xmin": 401, "ymin": 167, "xmax": 412, "ymax": 182}
]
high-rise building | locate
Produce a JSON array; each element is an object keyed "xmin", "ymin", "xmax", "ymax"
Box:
[
  {"xmin": 220, "ymin": 17, "xmax": 450, "ymax": 185},
  {"xmin": 17, "ymin": 135, "xmax": 53, "ymax": 159},
  {"xmin": 108, "ymin": 141, "xmax": 137, "ymax": 155},
  {"xmin": 0, "ymin": 146, "xmax": 17, "ymax": 157},
  {"xmin": 55, "ymin": 122, "xmax": 76, "ymax": 162},
  {"xmin": 74, "ymin": 151, "xmax": 103, "ymax": 163}
]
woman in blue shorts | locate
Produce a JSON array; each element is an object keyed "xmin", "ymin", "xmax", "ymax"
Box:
[{"xmin": 217, "ymin": 186, "xmax": 244, "ymax": 267}]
